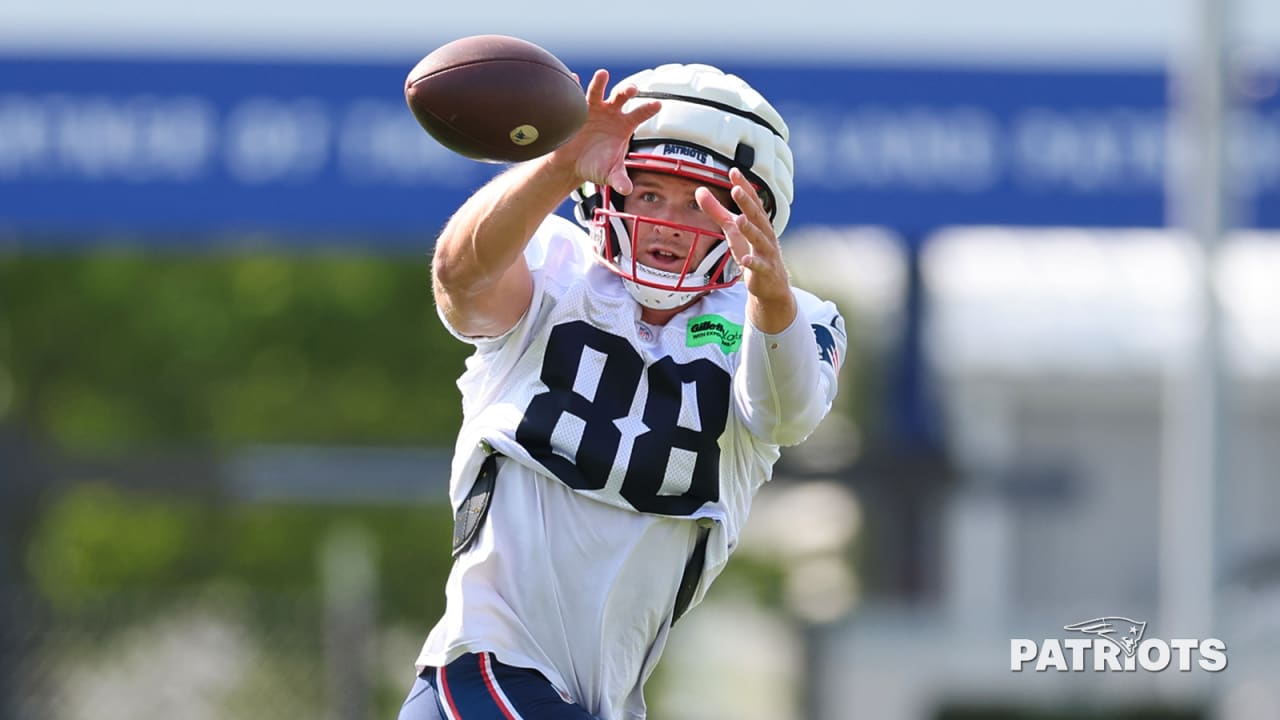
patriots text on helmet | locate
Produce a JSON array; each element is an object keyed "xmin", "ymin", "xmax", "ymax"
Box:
[{"xmin": 662, "ymin": 144, "xmax": 709, "ymax": 165}]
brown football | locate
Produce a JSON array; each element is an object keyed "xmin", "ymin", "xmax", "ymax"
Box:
[{"xmin": 405, "ymin": 35, "xmax": 587, "ymax": 163}]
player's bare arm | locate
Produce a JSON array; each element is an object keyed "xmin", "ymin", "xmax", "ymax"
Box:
[
  {"xmin": 432, "ymin": 70, "xmax": 660, "ymax": 337},
  {"xmin": 696, "ymin": 168, "xmax": 798, "ymax": 333}
]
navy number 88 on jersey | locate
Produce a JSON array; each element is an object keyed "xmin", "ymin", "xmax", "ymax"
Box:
[{"xmin": 515, "ymin": 321, "xmax": 730, "ymax": 516}]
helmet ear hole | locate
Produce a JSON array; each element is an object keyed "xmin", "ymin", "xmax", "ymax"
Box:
[
  {"xmin": 601, "ymin": 185, "xmax": 626, "ymax": 214},
  {"xmin": 599, "ymin": 187, "xmax": 628, "ymax": 261}
]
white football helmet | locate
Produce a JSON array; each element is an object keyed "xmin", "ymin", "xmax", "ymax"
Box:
[{"xmin": 573, "ymin": 64, "xmax": 795, "ymax": 310}]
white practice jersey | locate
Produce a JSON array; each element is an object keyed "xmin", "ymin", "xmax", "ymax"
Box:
[{"xmin": 418, "ymin": 215, "xmax": 844, "ymax": 720}]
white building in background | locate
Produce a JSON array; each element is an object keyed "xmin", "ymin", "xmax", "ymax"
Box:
[{"xmin": 781, "ymin": 227, "xmax": 1280, "ymax": 720}]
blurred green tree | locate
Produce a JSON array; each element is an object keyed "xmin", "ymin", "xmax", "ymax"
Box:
[
  {"xmin": 0, "ymin": 250, "xmax": 471, "ymax": 452},
  {"xmin": 1, "ymin": 249, "xmax": 466, "ymax": 621}
]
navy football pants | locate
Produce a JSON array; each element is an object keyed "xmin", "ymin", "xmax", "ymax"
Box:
[{"xmin": 398, "ymin": 652, "xmax": 598, "ymax": 720}]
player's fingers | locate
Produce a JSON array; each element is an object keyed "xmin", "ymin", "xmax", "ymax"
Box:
[
  {"xmin": 607, "ymin": 81, "xmax": 638, "ymax": 104},
  {"xmin": 586, "ymin": 69, "xmax": 610, "ymax": 105},
  {"xmin": 727, "ymin": 181, "xmax": 780, "ymax": 262},
  {"xmin": 727, "ymin": 171, "xmax": 772, "ymax": 231},
  {"xmin": 695, "ymin": 186, "xmax": 737, "ymax": 226},
  {"xmin": 623, "ymin": 99, "xmax": 661, "ymax": 128},
  {"xmin": 730, "ymin": 186, "xmax": 771, "ymax": 236},
  {"xmin": 728, "ymin": 168, "xmax": 759, "ymax": 204},
  {"xmin": 720, "ymin": 220, "xmax": 751, "ymax": 267},
  {"xmin": 607, "ymin": 165, "xmax": 634, "ymax": 195},
  {"xmin": 733, "ymin": 215, "xmax": 777, "ymax": 264},
  {"xmin": 730, "ymin": 205, "xmax": 773, "ymax": 261},
  {"xmin": 696, "ymin": 187, "xmax": 751, "ymax": 262}
]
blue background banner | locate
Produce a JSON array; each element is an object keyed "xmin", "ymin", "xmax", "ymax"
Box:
[{"xmin": 2, "ymin": 55, "xmax": 1277, "ymax": 248}]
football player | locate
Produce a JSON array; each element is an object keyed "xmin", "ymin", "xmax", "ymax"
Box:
[{"xmin": 399, "ymin": 63, "xmax": 846, "ymax": 720}]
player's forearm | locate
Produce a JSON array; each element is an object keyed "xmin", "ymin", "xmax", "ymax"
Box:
[
  {"xmin": 432, "ymin": 155, "xmax": 581, "ymax": 294},
  {"xmin": 735, "ymin": 303, "xmax": 835, "ymax": 446},
  {"xmin": 745, "ymin": 290, "xmax": 797, "ymax": 335}
]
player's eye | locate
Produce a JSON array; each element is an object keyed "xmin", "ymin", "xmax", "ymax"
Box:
[{"xmin": 638, "ymin": 191, "xmax": 660, "ymax": 204}]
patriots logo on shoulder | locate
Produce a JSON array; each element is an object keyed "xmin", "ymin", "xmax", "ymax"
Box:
[
  {"xmin": 811, "ymin": 314, "xmax": 844, "ymax": 373},
  {"xmin": 1063, "ymin": 617, "xmax": 1148, "ymax": 657}
]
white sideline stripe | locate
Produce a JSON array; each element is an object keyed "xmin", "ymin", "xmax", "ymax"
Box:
[{"xmin": 481, "ymin": 652, "xmax": 526, "ymax": 720}]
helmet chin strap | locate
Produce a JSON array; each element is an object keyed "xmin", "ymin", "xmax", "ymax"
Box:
[{"xmin": 623, "ymin": 271, "xmax": 707, "ymax": 310}]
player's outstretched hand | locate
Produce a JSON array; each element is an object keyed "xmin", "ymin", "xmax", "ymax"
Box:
[
  {"xmin": 548, "ymin": 69, "xmax": 661, "ymax": 195},
  {"xmin": 696, "ymin": 169, "xmax": 797, "ymax": 332}
]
